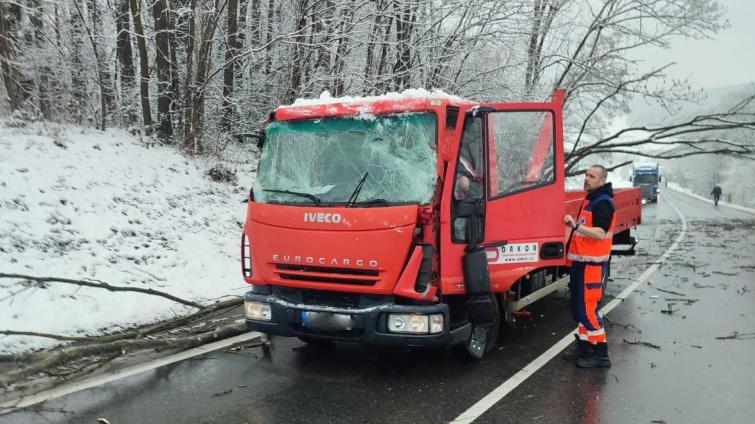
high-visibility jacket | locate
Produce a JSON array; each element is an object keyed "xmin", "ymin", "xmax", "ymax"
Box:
[{"xmin": 567, "ymin": 193, "xmax": 616, "ymax": 263}]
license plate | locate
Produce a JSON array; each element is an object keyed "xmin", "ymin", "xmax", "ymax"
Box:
[{"xmin": 301, "ymin": 311, "xmax": 353, "ymax": 330}]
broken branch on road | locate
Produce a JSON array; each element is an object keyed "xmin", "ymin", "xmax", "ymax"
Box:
[
  {"xmin": 623, "ymin": 339, "xmax": 662, "ymax": 350},
  {"xmin": 656, "ymin": 288, "xmax": 686, "ymax": 297},
  {"xmin": 0, "ymin": 320, "xmax": 262, "ymax": 389},
  {"xmin": 716, "ymin": 331, "xmax": 755, "ymax": 340},
  {"xmin": 664, "ymin": 298, "xmax": 699, "ymax": 304}
]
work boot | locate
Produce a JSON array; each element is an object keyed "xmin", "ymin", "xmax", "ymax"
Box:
[
  {"xmin": 562, "ymin": 335, "xmax": 592, "ymax": 361},
  {"xmin": 576, "ymin": 342, "xmax": 611, "ymax": 368}
]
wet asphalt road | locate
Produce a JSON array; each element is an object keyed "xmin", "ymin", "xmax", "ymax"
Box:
[{"xmin": 5, "ymin": 188, "xmax": 755, "ymax": 424}]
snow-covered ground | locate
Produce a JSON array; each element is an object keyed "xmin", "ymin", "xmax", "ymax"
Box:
[{"xmin": 0, "ymin": 117, "xmax": 257, "ymax": 354}]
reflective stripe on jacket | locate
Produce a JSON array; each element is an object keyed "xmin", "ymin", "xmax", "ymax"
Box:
[{"xmin": 567, "ymin": 193, "xmax": 616, "ymax": 263}]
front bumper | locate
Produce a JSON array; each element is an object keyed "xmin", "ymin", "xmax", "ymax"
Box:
[{"xmin": 244, "ymin": 287, "xmax": 470, "ymax": 347}]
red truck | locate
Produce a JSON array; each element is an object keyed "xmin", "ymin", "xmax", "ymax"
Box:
[{"xmin": 241, "ymin": 90, "xmax": 641, "ymax": 358}]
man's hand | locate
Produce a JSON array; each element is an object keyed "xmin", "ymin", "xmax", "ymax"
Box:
[{"xmin": 564, "ymin": 215, "xmax": 576, "ymax": 229}]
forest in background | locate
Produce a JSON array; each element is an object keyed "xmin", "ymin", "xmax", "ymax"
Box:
[{"xmin": 0, "ymin": 0, "xmax": 753, "ymax": 173}]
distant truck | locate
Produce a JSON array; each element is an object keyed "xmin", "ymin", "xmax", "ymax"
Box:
[
  {"xmin": 240, "ymin": 90, "xmax": 642, "ymax": 359},
  {"xmin": 631, "ymin": 164, "xmax": 661, "ymax": 203}
]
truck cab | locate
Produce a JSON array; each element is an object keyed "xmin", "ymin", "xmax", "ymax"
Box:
[
  {"xmin": 631, "ymin": 164, "xmax": 661, "ymax": 203},
  {"xmin": 241, "ymin": 91, "xmax": 641, "ymax": 358}
]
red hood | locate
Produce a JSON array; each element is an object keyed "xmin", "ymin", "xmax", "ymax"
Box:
[{"xmin": 244, "ymin": 202, "xmax": 418, "ymax": 294}]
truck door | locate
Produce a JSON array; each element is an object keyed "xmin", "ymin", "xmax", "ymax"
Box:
[{"xmin": 479, "ymin": 96, "xmax": 566, "ymax": 292}]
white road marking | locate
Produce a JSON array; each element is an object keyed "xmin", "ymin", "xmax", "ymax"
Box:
[
  {"xmin": 451, "ymin": 199, "xmax": 687, "ymax": 424},
  {"xmin": 0, "ymin": 330, "xmax": 264, "ymax": 414}
]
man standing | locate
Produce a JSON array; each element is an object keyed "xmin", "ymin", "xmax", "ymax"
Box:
[
  {"xmin": 711, "ymin": 185, "xmax": 722, "ymax": 207},
  {"xmin": 561, "ymin": 165, "xmax": 615, "ymax": 368}
]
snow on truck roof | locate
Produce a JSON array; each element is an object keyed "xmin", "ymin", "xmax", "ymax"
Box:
[{"xmin": 274, "ymin": 89, "xmax": 474, "ymax": 121}]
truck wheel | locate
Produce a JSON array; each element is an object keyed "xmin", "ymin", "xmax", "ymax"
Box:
[{"xmin": 463, "ymin": 295, "xmax": 500, "ymax": 360}]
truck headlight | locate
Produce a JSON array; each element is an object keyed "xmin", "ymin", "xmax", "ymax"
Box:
[
  {"xmin": 245, "ymin": 301, "xmax": 271, "ymax": 321},
  {"xmin": 387, "ymin": 313, "xmax": 443, "ymax": 334}
]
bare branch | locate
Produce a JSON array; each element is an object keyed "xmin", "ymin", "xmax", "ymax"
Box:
[{"xmin": 0, "ymin": 273, "xmax": 203, "ymax": 309}]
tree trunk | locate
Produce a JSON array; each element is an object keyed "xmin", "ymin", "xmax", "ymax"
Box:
[
  {"xmin": 115, "ymin": 0, "xmax": 135, "ymax": 124},
  {"xmin": 27, "ymin": 0, "xmax": 51, "ymax": 119},
  {"xmin": 69, "ymin": 1, "xmax": 88, "ymax": 124},
  {"xmin": 0, "ymin": 2, "xmax": 26, "ymax": 111},
  {"xmin": 375, "ymin": 6, "xmax": 394, "ymax": 94},
  {"xmin": 331, "ymin": 0, "xmax": 356, "ymax": 96},
  {"xmin": 264, "ymin": 0, "xmax": 276, "ymax": 76},
  {"xmin": 392, "ymin": 0, "xmax": 414, "ymax": 91},
  {"xmin": 182, "ymin": 0, "xmax": 197, "ymax": 150},
  {"xmin": 221, "ymin": 0, "xmax": 239, "ymax": 131},
  {"xmin": 362, "ymin": 1, "xmax": 385, "ymax": 95},
  {"xmin": 130, "ymin": 0, "xmax": 153, "ymax": 134},
  {"xmin": 285, "ymin": 0, "xmax": 308, "ymax": 104},
  {"xmin": 187, "ymin": 0, "xmax": 222, "ymax": 154},
  {"xmin": 85, "ymin": 0, "xmax": 116, "ymax": 130},
  {"xmin": 115, "ymin": 0, "xmax": 135, "ymax": 91},
  {"xmin": 237, "ymin": 0, "xmax": 248, "ymax": 87},
  {"xmin": 152, "ymin": 0, "xmax": 174, "ymax": 141}
]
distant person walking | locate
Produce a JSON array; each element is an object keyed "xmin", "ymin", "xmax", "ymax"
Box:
[{"xmin": 711, "ymin": 185, "xmax": 722, "ymax": 207}]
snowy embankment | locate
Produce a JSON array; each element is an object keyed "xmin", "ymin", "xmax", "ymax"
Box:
[{"xmin": 0, "ymin": 118, "xmax": 256, "ymax": 354}]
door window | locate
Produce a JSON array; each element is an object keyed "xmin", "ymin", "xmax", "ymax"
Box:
[{"xmin": 489, "ymin": 111, "xmax": 555, "ymax": 197}]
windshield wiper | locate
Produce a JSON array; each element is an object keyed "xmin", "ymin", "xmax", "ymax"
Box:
[
  {"xmin": 263, "ymin": 189, "xmax": 321, "ymax": 205},
  {"xmin": 347, "ymin": 172, "xmax": 369, "ymax": 207},
  {"xmin": 351, "ymin": 198, "xmax": 390, "ymax": 207}
]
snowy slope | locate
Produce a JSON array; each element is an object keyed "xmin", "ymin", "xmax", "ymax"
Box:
[{"xmin": 0, "ymin": 118, "xmax": 257, "ymax": 354}]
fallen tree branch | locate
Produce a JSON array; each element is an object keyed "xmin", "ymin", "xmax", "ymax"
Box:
[
  {"xmin": 0, "ymin": 273, "xmax": 203, "ymax": 309},
  {"xmin": 623, "ymin": 338, "xmax": 662, "ymax": 350},
  {"xmin": 656, "ymin": 288, "xmax": 686, "ymax": 297},
  {"xmin": 0, "ymin": 297, "xmax": 244, "ymax": 362},
  {"xmin": 664, "ymin": 298, "xmax": 699, "ymax": 304},
  {"xmin": 716, "ymin": 332, "xmax": 755, "ymax": 340},
  {"xmin": 0, "ymin": 320, "xmax": 256, "ymax": 388}
]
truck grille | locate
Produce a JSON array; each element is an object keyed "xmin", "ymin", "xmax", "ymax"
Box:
[
  {"xmin": 275, "ymin": 264, "xmax": 379, "ymax": 286},
  {"xmin": 300, "ymin": 289, "xmax": 360, "ymax": 308}
]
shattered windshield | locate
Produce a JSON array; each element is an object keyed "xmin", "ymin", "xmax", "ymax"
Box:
[{"xmin": 254, "ymin": 113, "xmax": 438, "ymax": 205}]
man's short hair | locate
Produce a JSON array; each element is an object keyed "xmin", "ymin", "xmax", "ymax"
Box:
[{"xmin": 590, "ymin": 164, "xmax": 608, "ymax": 180}]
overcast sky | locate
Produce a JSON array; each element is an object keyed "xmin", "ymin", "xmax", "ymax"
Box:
[{"xmin": 635, "ymin": 0, "xmax": 755, "ymax": 90}]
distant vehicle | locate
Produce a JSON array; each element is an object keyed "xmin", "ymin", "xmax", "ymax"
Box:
[{"xmin": 631, "ymin": 164, "xmax": 661, "ymax": 203}]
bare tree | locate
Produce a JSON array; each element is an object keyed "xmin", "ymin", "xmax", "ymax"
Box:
[
  {"xmin": 152, "ymin": 0, "xmax": 174, "ymax": 141},
  {"xmin": 221, "ymin": 0, "xmax": 240, "ymax": 131},
  {"xmin": 115, "ymin": 0, "xmax": 136, "ymax": 124},
  {"xmin": 0, "ymin": 1, "xmax": 28, "ymax": 111},
  {"xmin": 130, "ymin": 0, "xmax": 153, "ymax": 133},
  {"xmin": 185, "ymin": 0, "xmax": 225, "ymax": 153}
]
